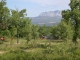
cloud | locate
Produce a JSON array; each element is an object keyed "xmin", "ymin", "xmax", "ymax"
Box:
[
  {"xmin": 38, "ymin": 23, "xmax": 45, "ymax": 24},
  {"xmin": 49, "ymin": 22, "xmax": 56, "ymax": 24},
  {"xmin": 18, "ymin": 0, "xmax": 70, "ymax": 7}
]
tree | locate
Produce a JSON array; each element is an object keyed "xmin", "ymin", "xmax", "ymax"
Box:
[
  {"xmin": 0, "ymin": 0, "xmax": 10, "ymax": 36},
  {"xmin": 38, "ymin": 24, "xmax": 48, "ymax": 37},
  {"xmin": 0, "ymin": 0, "xmax": 34, "ymax": 44},
  {"xmin": 51, "ymin": 25, "xmax": 59, "ymax": 39},
  {"xmin": 9, "ymin": 9, "xmax": 27, "ymax": 44},
  {"xmin": 51, "ymin": 20, "xmax": 74, "ymax": 40},
  {"xmin": 62, "ymin": 0, "xmax": 80, "ymax": 43},
  {"xmin": 32, "ymin": 24, "xmax": 39, "ymax": 40},
  {"xmin": 23, "ymin": 18, "xmax": 32, "ymax": 43}
]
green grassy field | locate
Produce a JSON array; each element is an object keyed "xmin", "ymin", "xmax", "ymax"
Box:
[{"xmin": 0, "ymin": 38, "xmax": 80, "ymax": 60}]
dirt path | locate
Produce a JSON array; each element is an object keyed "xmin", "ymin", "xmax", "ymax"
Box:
[{"xmin": 0, "ymin": 51, "xmax": 4, "ymax": 54}]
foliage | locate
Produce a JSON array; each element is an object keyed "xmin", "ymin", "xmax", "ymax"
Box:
[
  {"xmin": 62, "ymin": 0, "xmax": 80, "ymax": 43},
  {"xmin": 0, "ymin": 0, "xmax": 10, "ymax": 36},
  {"xmin": 32, "ymin": 25, "xmax": 39, "ymax": 40},
  {"xmin": 51, "ymin": 20, "xmax": 74, "ymax": 40},
  {"xmin": 0, "ymin": 39, "xmax": 80, "ymax": 60},
  {"xmin": 38, "ymin": 24, "xmax": 50, "ymax": 37},
  {"xmin": 0, "ymin": 0, "xmax": 34, "ymax": 43}
]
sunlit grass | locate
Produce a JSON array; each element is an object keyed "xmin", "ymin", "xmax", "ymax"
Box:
[{"xmin": 0, "ymin": 38, "xmax": 80, "ymax": 60}]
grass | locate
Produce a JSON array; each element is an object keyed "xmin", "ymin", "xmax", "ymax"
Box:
[{"xmin": 0, "ymin": 38, "xmax": 80, "ymax": 60}]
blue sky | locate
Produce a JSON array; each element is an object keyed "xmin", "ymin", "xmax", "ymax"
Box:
[{"xmin": 6, "ymin": 0, "xmax": 70, "ymax": 17}]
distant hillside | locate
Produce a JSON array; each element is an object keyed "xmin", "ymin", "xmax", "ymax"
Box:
[
  {"xmin": 39, "ymin": 10, "xmax": 61, "ymax": 17},
  {"xmin": 31, "ymin": 10, "xmax": 62, "ymax": 26}
]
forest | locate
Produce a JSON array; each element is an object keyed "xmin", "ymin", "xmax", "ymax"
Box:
[{"xmin": 0, "ymin": 0, "xmax": 80, "ymax": 60}]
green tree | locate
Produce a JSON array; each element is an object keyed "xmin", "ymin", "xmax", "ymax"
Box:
[
  {"xmin": 38, "ymin": 24, "xmax": 48, "ymax": 37},
  {"xmin": 32, "ymin": 24, "xmax": 39, "ymax": 40},
  {"xmin": 24, "ymin": 18, "xmax": 32, "ymax": 43},
  {"xmin": 51, "ymin": 25, "xmax": 59, "ymax": 39},
  {"xmin": 51, "ymin": 20, "xmax": 74, "ymax": 40},
  {"xmin": 9, "ymin": 9, "xmax": 27, "ymax": 44},
  {"xmin": 62, "ymin": 0, "xmax": 80, "ymax": 43},
  {"xmin": 0, "ymin": 0, "xmax": 10, "ymax": 36}
]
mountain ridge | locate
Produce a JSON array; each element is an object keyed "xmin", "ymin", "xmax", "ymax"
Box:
[
  {"xmin": 31, "ymin": 10, "xmax": 62, "ymax": 26},
  {"xmin": 39, "ymin": 10, "xmax": 62, "ymax": 17}
]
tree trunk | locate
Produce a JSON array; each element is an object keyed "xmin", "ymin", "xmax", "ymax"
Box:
[
  {"xmin": 72, "ymin": 22, "xmax": 78, "ymax": 45},
  {"xmin": 17, "ymin": 28, "xmax": 19, "ymax": 44}
]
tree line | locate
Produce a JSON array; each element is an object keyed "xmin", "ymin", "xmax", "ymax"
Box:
[
  {"xmin": 0, "ymin": 0, "xmax": 50, "ymax": 43},
  {"xmin": 0, "ymin": 0, "xmax": 80, "ymax": 44}
]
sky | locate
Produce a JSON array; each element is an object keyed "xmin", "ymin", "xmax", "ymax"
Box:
[{"xmin": 6, "ymin": 0, "xmax": 70, "ymax": 17}]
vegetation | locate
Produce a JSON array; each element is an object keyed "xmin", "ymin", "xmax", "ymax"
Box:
[
  {"xmin": 62, "ymin": 0, "xmax": 80, "ymax": 43},
  {"xmin": 0, "ymin": 39, "xmax": 80, "ymax": 60},
  {"xmin": 51, "ymin": 20, "xmax": 74, "ymax": 40},
  {"xmin": 0, "ymin": 0, "xmax": 80, "ymax": 60}
]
